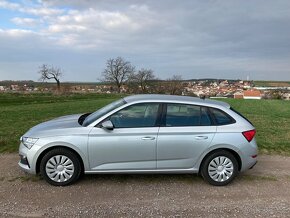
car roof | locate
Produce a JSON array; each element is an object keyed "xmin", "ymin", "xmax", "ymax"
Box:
[{"xmin": 123, "ymin": 94, "xmax": 230, "ymax": 109}]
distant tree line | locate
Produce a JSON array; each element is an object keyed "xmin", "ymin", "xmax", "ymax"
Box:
[
  {"xmin": 37, "ymin": 57, "xmax": 184, "ymax": 94},
  {"xmin": 100, "ymin": 56, "xmax": 183, "ymax": 94}
]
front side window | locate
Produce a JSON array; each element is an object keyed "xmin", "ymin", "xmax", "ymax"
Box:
[{"xmin": 109, "ymin": 103, "xmax": 160, "ymax": 128}]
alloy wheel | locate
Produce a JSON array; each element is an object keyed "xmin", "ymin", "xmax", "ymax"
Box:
[
  {"xmin": 208, "ymin": 156, "xmax": 234, "ymax": 182},
  {"xmin": 45, "ymin": 155, "xmax": 75, "ymax": 183}
]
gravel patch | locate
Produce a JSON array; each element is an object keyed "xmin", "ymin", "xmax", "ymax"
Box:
[{"xmin": 0, "ymin": 154, "xmax": 290, "ymax": 217}]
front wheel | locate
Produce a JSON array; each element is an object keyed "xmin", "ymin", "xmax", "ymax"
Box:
[
  {"xmin": 40, "ymin": 148, "xmax": 82, "ymax": 186},
  {"xmin": 201, "ymin": 150, "xmax": 238, "ymax": 186}
]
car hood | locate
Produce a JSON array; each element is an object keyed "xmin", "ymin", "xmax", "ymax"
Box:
[{"xmin": 25, "ymin": 114, "xmax": 83, "ymax": 137}]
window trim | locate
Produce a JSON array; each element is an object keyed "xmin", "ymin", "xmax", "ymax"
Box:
[
  {"xmin": 95, "ymin": 102, "xmax": 236, "ymax": 128},
  {"xmin": 200, "ymin": 106, "xmax": 214, "ymax": 126}
]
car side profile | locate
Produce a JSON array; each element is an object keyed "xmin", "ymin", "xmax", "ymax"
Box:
[{"xmin": 19, "ymin": 94, "xmax": 258, "ymax": 186}]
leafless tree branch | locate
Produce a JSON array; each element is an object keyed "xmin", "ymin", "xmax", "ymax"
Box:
[
  {"xmin": 38, "ymin": 64, "xmax": 62, "ymax": 90},
  {"xmin": 167, "ymin": 74, "xmax": 183, "ymax": 95},
  {"xmin": 130, "ymin": 68, "xmax": 155, "ymax": 93},
  {"xmin": 101, "ymin": 57, "xmax": 135, "ymax": 93}
]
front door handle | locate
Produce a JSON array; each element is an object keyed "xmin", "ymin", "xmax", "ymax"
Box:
[
  {"xmin": 141, "ymin": 136, "xmax": 156, "ymax": 140},
  {"xmin": 195, "ymin": 136, "xmax": 208, "ymax": 140}
]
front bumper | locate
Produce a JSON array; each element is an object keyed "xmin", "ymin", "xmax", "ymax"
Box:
[
  {"xmin": 18, "ymin": 142, "xmax": 36, "ymax": 174},
  {"xmin": 18, "ymin": 161, "xmax": 31, "ymax": 173}
]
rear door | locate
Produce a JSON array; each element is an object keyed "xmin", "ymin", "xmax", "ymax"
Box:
[{"xmin": 157, "ymin": 103, "xmax": 216, "ymax": 169}]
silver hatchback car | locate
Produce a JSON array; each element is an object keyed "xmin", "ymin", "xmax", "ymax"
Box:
[{"xmin": 19, "ymin": 94, "xmax": 258, "ymax": 186}]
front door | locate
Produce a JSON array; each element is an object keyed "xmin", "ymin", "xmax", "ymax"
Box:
[{"xmin": 88, "ymin": 103, "xmax": 160, "ymax": 171}]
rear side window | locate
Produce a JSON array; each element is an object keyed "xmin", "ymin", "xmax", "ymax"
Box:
[
  {"xmin": 210, "ymin": 108, "xmax": 235, "ymax": 125},
  {"xmin": 165, "ymin": 104, "xmax": 212, "ymax": 126}
]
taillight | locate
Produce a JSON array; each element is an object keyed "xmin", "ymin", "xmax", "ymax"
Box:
[{"xmin": 242, "ymin": 129, "xmax": 256, "ymax": 142}]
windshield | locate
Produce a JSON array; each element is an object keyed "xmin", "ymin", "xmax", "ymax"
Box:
[{"xmin": 82, "ymin": 98, "xmax": 126, "ymax": 126}]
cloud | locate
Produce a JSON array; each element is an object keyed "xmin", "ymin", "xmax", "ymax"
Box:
[
  {"xmin": 53, "ymin": 9, "xmax": 136, "ymax": 31},
  {"xmin": 0, "ymin": 28, "xmax": 35, "ymax": 38},
  {"xmin": 36, "ymin": 5, "xmax": 160, "ymax": 50},
  {"xmin": 0, "ymin": 0, "xmax": 20, "ymax": 10},
  {"xmin": 21, "ymin": 7, "xmax": 64, "ymax": 16},
  {"xmin": 11, "ymin": 17, "xmax": 40, "ymax": 27},
  {"xmin": 0, "ymin": 0, "xmax": 290, "ymax": 81},
  {"xmin": 0, "ymin": 0, "xmax": 64, "ymax": 16}
]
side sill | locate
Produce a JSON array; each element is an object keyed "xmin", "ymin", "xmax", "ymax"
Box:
[{"xmin": 84, "ymin": 168, "xmax": 199, "ymax": 174}]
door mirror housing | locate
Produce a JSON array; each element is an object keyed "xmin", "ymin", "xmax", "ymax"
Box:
[{"xmin": 101, "ymin": 120, "xmax": 114, "ymax": 130}]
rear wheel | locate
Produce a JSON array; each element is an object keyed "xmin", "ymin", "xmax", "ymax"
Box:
[
  {"xmin": 40, "ymin": 148, "xmax": 82, "ymax": 186},
  {"xmin": 201, "ymin": 150, "xmax": 238, "ymax": 186}
]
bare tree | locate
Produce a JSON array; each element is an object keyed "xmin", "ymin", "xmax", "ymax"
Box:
[
  {"xmin": 130, "ymin": 68, "xmax": 155, "ymax": 93},
  {"xmin": 167, "ymin": 75, "xmax": 183, "ymax": 95},
  {"xmin": 38, "ymin": 64, "xmax": 62, "ymax": 91},
  {"xmin": 101, "ymin": 57, "xmax": 135, "ymax": 93}
]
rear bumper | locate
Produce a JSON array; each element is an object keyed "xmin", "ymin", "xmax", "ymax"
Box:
[
  {"xmin": 240, "ymin": 154, "xmax": 258, "ymax": 172},
  {"xmin": 249, "ymin": 160, "xmax": 257, "ymax": 169}
]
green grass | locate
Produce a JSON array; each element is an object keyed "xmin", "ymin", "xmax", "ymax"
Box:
[
  {"xmin": 253, "ymin": 80, "xmax": 290, "ymax": 87},
  {"xmin": 221, "ymin": 99, "xmax": 290, "ymax": 154},
  {"xmin": 0, "ymin": 93, "xmax": 289, "ymax": 154},
  {"xmin": 0, "ymin": 93, "xmax": 121, "ymax": 152}
]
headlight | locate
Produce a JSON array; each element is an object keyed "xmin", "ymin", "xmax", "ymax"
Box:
[{"xmin": 20, "ymin": 137, "xmax": 38, "ymax": 149}]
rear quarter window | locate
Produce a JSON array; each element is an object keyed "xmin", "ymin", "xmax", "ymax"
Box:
[
  {"xmin": 230, "ymin": 107, "xmax": 253, "ymax": 125},
  {"xmin": 210, "ymin": 108, "xmax": 235, "ymax": 125}
]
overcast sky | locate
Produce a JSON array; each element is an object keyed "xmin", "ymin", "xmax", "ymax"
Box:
[{"xmin": 0, "ymin": 0, "xmax": 290, "ymax": 82}]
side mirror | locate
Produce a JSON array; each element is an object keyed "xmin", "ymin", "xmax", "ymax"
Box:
[{"xmin": 101, "ymin": 120, "xmax": 114, "ymax": 130}]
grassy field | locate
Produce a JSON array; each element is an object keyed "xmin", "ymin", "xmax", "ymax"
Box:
[
  {"xmin": 222, "ymin": 98, "xmax": 290, "ymax": 154},
  {"xmin": 253, "ymin": 80, "xmax": 290, "ymax": 87},
  {"xmin": 0, "ymin": 93, "xmax": 122, "ymax": 153},
  {"xmin": 0, "ymin": 93, "xmax": 289, "ymax": 155}
]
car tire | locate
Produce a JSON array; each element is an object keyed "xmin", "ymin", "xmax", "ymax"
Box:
[
  {"xmin": 40, "ymin": 148, "xmax": 82, "ymax": 186},
  {"xmin": 201, "ymin": 150, "xmax": 238, "ymax": 186}
]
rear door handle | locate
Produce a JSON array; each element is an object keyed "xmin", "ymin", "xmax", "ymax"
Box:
[
  {"xmin": 141, "ymin": 136, "xmax": 156, "ymax": 140},
  {"xmin": 195, "ymin": 136, "xmax": 208, "ymax": 140}
]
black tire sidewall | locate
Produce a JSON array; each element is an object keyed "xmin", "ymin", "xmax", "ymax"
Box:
[
  {"xmin": 40, "ymin": 148, "xmax": 81, "ymax": 186},
  {"xmin": 201, "ymin": 150, "xmax": 238, "ymax": 186}
]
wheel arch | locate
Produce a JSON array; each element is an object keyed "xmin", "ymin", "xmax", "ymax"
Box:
[
  {"xmin": 199, "ymin": 148, "xmax": 242, "ymax": 174},
  {"xmin": 36, "ymin": 145, "xmax": 85, "ymax": 174}
]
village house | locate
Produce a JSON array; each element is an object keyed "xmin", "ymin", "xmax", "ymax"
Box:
[
  {"xmin": 234, "ymin": 91, "xmax": 244, "ymax": 99},
  {"xmin": 243, "ymin": 90, "xmax": 262, "ymax": 99},
  {"xmin": 0, "ymin": 86, "xmax": 5, "ymax": 91},
  {"xmin": 10, "ymin": 84, "xmax": 19, "ymax": 91},
  {"xmin": 234, "ymin": 90, "xmax": 262, "ymax": 99},
  {"xmin": 282, "ymin": 93, "xmax": 290, "ymax": 100}
]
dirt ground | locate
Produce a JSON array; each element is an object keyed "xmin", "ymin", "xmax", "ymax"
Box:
[{"xmin": 0, "ymin": 154, "xmax": 290, "ymax": 218}]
